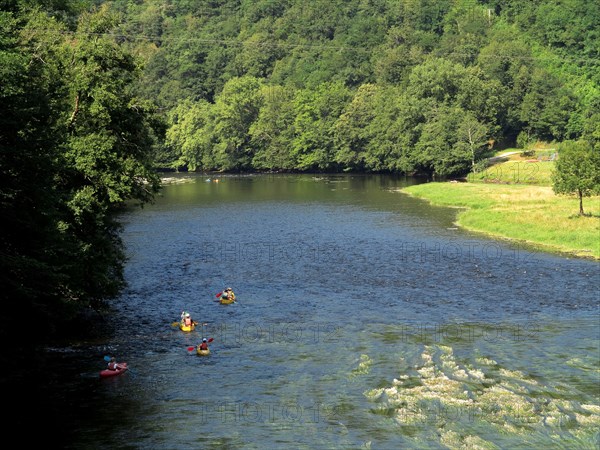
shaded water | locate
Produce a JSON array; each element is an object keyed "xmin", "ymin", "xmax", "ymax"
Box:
[{"xmin": 32, "ymin": 175, "xmax": 600, "ymax": 448}]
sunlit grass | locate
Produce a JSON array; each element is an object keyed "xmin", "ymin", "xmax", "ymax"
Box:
[
  {"xmin": 471, "ymin": 146, "xmax": 557, "ymax": 186},
  {"xmin": 403, "ymin": 183, "xmax": 600, "ymax": 260},
  {"xmin": 468, "ymin": 160, "xmax": 555, "ymax": 185}
]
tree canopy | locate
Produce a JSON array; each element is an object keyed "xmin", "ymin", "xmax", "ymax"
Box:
[
  {"xmin": 552, "ymin": 141, "xmax": 600, "ymax": 215},
  {"xmin": 102, "ymin": 0, "xmax": 599, "ymax": 177},
  {"xmin": 0, "ymin": 1, "xmax": 160, "ymax": 346}
]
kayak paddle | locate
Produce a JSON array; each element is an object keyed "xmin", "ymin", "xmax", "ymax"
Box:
[{"xmin": 172, "ymin": 320, "xmax": 199, "ymax": 327}]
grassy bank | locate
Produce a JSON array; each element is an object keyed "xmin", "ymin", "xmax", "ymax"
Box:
[
  {"xmin": 402, "ymin": 182, "xmax": 600, "ymax": 260},
  {"xmin": 468, "ymin": 147, "xmax": 557, "ymax": 185}
]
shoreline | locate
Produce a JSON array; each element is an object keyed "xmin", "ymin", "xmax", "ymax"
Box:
[{"xmin": 401, "ymin": 182, "xmax": 600, "ymax": 261}]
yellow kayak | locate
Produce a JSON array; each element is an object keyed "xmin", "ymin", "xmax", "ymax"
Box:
[
  {"xmin": 179, "ymin": 322, "xmax": 195, "ymax": 332},
  {"xmin": 219, "ymin": 295, "xmax": 235, "ymax": 304},
  {"xmin": 197, "ymin": 348, "xmax": 210, "ymax": 356}
]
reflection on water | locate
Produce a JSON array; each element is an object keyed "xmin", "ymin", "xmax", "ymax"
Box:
[{"xmin": 24, "ymin": 174, "xmax": 600, "ymax": 448}]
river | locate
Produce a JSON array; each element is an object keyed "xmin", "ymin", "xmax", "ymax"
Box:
[{"xmin": 33, "ymin": 174, "xmax": 600, "ymax": 448}]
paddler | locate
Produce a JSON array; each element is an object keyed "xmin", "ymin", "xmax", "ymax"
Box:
[
  {"xmin": 198, "ymin": 338, "xmax": 209, "ymax": 352},
  {"xmin": 221, "ymin": 287, "xmax": 235, "ymax": 301}
]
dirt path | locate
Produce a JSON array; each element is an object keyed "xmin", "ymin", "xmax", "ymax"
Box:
[{"xmin": 487, "ymin": 151, "xmax": 520, "ymax": 163}]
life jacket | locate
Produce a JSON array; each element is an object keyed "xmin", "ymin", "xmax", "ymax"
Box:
[{"xmin": 199, "ymin": 342, "xmax": 208, "ymax": 350}]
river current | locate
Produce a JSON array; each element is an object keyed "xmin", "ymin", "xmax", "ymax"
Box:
[{"xmin": 37, "ymin": 174, "xmax": 600, "ymax": 449}]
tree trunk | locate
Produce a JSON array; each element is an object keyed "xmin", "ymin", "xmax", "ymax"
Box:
[
  {"xmin": 579, "ymin": 189, "xmax": 584, "ymax": 215},
  {"xmin": 68, "ymin": 93, "xmax": 80, "ymax": 128}
]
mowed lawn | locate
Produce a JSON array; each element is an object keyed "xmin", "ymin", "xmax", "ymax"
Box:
[{"xmin": 403, "ymin": 182, "xmax": 600, "ymax": 260}]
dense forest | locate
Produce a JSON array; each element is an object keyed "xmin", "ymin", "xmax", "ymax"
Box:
[
  {"xmin": 108, "ymin": 0, "xmax": 599, "ymax": 175},
  {"xmin": 1, "ymin": 0, "xmax": 598, "ymax": 348},
  {"xmin": 0, "ymin": 0, "xmax": 161, "ymax": 348}
]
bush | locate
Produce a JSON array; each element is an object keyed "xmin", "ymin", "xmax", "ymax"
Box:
[
  {"xmin": 472, "ymin": 159, "xmax": 491, "ymax": 173},
  {"xmin": 516, "ymin": 131, "xmax": 531, "ymax": 149}
]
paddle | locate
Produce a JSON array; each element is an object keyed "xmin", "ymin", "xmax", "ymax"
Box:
[
  {"xmin": 172, "ymin": 320, "xmax": 199, "ymax": 327},
  {"xmin": 216, "ymin": 292, "xmax": 222, "ymax": 298}
]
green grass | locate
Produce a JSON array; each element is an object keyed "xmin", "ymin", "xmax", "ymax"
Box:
[
  {"xmin": 468, "ymin": 160, "xmax": 555, "ymax": 186},
  {"xmin": 470, "ymin": 146, "xmax": 558, "ymax": 186},
  {"xmin": 403, "ymin": 183, "xmax": 600, "ymax": 260}
]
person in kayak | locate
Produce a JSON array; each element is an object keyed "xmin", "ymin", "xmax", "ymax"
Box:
[
  {"xmin": 107, "ymin": 357, "xmax": 123, "ymax": 371},
  {"xmin": 198, "ymin": 338, "xmax": 209, "ymax": 351},
  {"xmin": 181, "ymin": 311, "xmax": 195, "ymax": 327},
  {"xmin": 221, "ymin": 288, "xmax": 235, "ymax": 301}
]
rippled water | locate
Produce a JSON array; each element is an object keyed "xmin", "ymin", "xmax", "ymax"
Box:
[{"xmin": 33, "ymin": 175, "xmax": 600, "ymax": 448}]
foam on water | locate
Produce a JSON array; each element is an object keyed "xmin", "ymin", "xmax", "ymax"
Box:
[{"xmin": 365, "ymin": 344, "xmax": 600, "ymax": 448}]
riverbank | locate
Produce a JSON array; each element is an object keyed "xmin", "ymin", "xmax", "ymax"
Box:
[{"xmin": 402, "ymin": 182, "xmax": 600, "ymax": 260}]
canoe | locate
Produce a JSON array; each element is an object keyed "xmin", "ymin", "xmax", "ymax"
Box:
[
  {"xmin": 197, "ymin": 348, "xmax": 210, "ymax": 356},
  {"xmin": 179, "ymin": 322, "xmax": 195, "ymax": 332},
  {"xmin": 100, "ymin": 362, "xmax": 128, "ymax": 378},
  {"xmin": 219, "ymin": 297, "xmax": 235, "ymax": 305}
]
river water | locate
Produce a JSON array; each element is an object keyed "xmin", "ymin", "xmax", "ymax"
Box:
[{"xmin": 37, "ymin": 174, "xmax": 600, "ymax": 448}]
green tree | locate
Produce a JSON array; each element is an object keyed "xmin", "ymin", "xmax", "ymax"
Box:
[
  {"xmin": 455, "ymin": 114, "xmax": 492, "ymax": 170},
  {"xmin": 0, "ymin": 8, "xmax": 68, "ymax": 341},
  {"xmin": 291, "ymin": 81, "xmax": 351, "ymax": 171},
  {"xmin": 407, "ymin": 57, "xmax": 467, "ymax": 104},
  {"xmin": 1, "ymin": 3, "xmax": 160, "ymax": 345},
  {"xmin": 519, "ymin": 68, "xmax": 576, "ymax": 141},
  {"xmin": 552, "ymin": 141, "xmax": 600, "ymax": 215},
  {"xmin": 232, "ymin": 32, "xmax": 285, "ymax": 78},
  {"xmin": 166, "ymin": 98, "xmax": 216, "ymax": 171},
  {"xmin": 334, "ymin": 83, "xmax": 379, "ymax": 171},
  {"xmin": 367, "ymin": 90, "xmax": 420, "ymax": 173},
  {"xmin": 413, "ymin": 104, "xmax": 481, "ymax": 177},
  {"xmin": 212, "ymin": 75, "xmax": 263, "ymax": 170},
  {"xmin": 59, "ymin": 4, "xmax": 161, "ymax": 304},
  {"xmin": 250, "ymin": 84, "xmax": 296, "ymax": 170}
]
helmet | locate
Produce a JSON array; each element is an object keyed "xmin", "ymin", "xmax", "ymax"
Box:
[
  {"xmin": 185, "ymin": 313, "xmax": 190, "ymax": 318},
  {"xmin": 202, "ymin": 338, "xmax": 207, "ymax": 342}
]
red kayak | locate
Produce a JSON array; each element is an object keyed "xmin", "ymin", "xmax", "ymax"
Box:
[{"xmin": 100, "ymin": 362, "xmax": 128, "ymax": 378}]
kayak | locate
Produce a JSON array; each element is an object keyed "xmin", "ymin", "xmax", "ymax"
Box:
[
  {"xmin": 100, "ymin": 362, "xmax": 128, "ymax": 378},
  {"xmin": 179, "ymin": 322, "xmax": 195, "ymax": 332},
  {"xmin": 196, "ymin": 348, "xmax": 210, "ymax": 356},
  {"xmin": 219, "ymin": 297, "xmax": 235, "ymax": 305}
]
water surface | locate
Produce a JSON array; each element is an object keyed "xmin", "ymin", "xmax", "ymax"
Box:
[{"xmin": 39, "ymin": 174, "xmax": 600, "ymax": 448}]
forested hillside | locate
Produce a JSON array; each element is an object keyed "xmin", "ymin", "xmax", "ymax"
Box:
[{"xmin": 108, "ymin": 0, "xmax": 599, "ymax": 175}]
